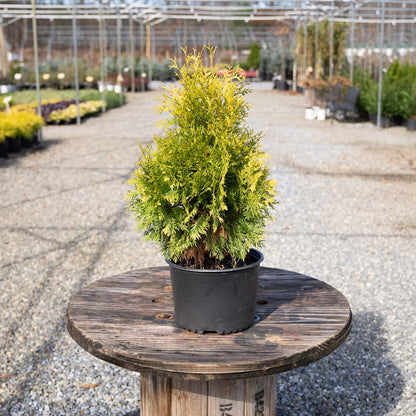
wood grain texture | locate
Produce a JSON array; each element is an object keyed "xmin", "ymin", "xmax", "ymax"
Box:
[
  {"xmin": 244, "ymin": 375, "xmax": 276, "ymax": 416},
  {"xmin": 171, "ymin": 378, "xmax": 208, "ymax": 415},
  {"xmin": 66, "ymin": 267, "xmax": 352, "ymax": 380},
  {"xmin": 207, "ymin": 378, "xmax": 245, "ymax": 415},
  {"xmin": 140, "ymin": 372, "xmax": 172, "ymax": 416},
  {"xmin": 142, "ymin": 374, "xmax": 276, "ymax": 416}
]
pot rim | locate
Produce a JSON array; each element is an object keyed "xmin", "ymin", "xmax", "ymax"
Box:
[{"xmin": 166, "ymin": 248, "xmax": 264, "ymax": 273}]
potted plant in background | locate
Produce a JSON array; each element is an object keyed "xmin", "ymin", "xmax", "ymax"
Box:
[
  {"xmin": 0, "ymin": 130, "xmax": 7, "ymax": 157},
  {"xmin": 0, "ymin": 110, "xmax": 44, "ymax": 156},
  {"xmin": 354, "ymin": 61, "xmax": 416, "ymax": 128},
  {"xmin": 401, "ymin": 78, "xmax": 416, "ymax": 131},
  {"xmin": 127, "ymin": 46, "xmax": 277, "ymax": 334}
]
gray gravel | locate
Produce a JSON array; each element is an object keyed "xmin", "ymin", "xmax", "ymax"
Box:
[{"xmin": 1, "ymin": 82, "xmax": 415, "ymax": 415}]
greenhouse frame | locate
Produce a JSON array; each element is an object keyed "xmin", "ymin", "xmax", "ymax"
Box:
[{"xmin": 0, "ymin": 1, "xmax": 416, "ymax": 128}]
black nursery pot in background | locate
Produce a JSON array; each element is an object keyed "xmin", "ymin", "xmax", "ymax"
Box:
[
  {"xmin": 406, "ymin": 118, "xmax": 416, "ymax": 131},
  {"xmin": 22, "ymin": 136, "xmax": 33, "ymax": 148},
  {"xmin": 7, "ymin": 136, "xmax": 22, "ymax": 153},
  {"xmin": 167, "ymin": 248, "xmax": 263, "ymax": 335},
  {"xmin": 0, "ymin": 140, "xmax": 7, "ymax": 158}
]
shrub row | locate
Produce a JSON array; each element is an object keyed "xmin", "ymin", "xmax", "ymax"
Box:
[
  {"xmin": 0, "ymin": 111, "xmax": 44, "ymax": 143},
  {"xmin": 10, "ymin": 99, "xmax": 103, "ymax": 124},
  {"xmin": 0, "ymin": 90, "xmax": 126, "ymax": 158},
  {"xmin": 306, "ymin": 61, "xmax": 416, "ymax": 127},
  {"xmin": 0, "ymin": 89, "xmax": 125, "ymax": 111},
  {"xmin": 0, "ymin": 111, "xmax": 44, "ymax": 157},
  {"xmin": 12, "ymin": 100, "xmax": 77, "ymax": 122},
  {"xmin": 48, "ymin": 101, "xmax": 103, "ymax": 123},
  {"xmin": 354, "ymin": 61, "xmax": 416, "ymax": 122},
  {"xmin": 3, "ymin": 90, "xmax": 125, "ymax": 125}
]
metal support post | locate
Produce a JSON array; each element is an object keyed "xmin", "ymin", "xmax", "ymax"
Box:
[
  {"xmin": 314, "ymin": 15, "xmax": 319, "ymax": 78},
  {"xmin": 303, "ymin": 18, "xmax": 307, "ymax": 75},
  {"xmin": 140, "ymin": 18, "xmax": 145, "ymax": 92},
  {"xmin": 329, "ymin": 8, "xmax": 334, "ymax": 80},
  {"xmin": 350, "ymin": 1, "xmax": 356, "ymax": 83},
  {"xmin": 129, "ymin": 12, "xmax": 135, "ymax": 93},
  {"xmin": 0, "ymin": 17, "xmax": 9, "ymax": 78},
  {"xmin": 30, "ymin": 0, "xmax": 42, "ymax": 144},
  {"xmin": 116, "ymin": 0, "xmax": 123, "ymax": 105},
  {"xmin": 72, "ymin": 0, "xmax": 81, "ymax": 125},
  {"xmin": 377, "ymin": 0, "xmax": 386, "ymax": 129},
  {"xmin": 98, "ymin": 2, "xmax": 106, "ymax": 112}
]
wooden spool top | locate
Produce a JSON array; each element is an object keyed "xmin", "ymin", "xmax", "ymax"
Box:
[{"xmin": 66, "ymin": 267, "xmax": 352, "ymax": 381}]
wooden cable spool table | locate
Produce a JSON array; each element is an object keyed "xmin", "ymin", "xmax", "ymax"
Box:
[{"xmin": 66, "ymin": 267, "xmax": 352, "ymax": 416}]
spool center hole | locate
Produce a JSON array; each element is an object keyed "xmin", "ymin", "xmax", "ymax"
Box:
[
  {"xmin": 155, "ymin": 312, "xmax": 174, "ymax": 320},
  {"xmin": 152, "ymin": 297, "xmax": 169, "ymax": 303}
]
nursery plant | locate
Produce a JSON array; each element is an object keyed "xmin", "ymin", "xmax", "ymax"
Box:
[
  {"xmin": 0, "ymin": 110, "xmax": 44, "ymax": 156},
  {"xmin": 0, "ymin": 89, "xmax": 125, "ymax": 110},
  {"xmin": 353, "ymin": 61, "xmax": 416, "ymax": 124},
  {"xmin": 127, "ymin": 46, "xmax": 277, "ymax": 270},
  {"xmin": 0, "ymin": 110, "xmax": 44, "ymax": 140},
  {"xmin": 48, "ymin": 100, "xmax": 103, "ymax": 123}
]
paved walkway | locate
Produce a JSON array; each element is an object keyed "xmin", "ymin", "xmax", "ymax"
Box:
[{"xmin": 1, "ymin": 84, "xmax": 415, "ymax": 415}]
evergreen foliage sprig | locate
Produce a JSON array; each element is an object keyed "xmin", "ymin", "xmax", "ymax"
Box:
[{"xmin": 127, "ymin": 46, "xmax": 278, "ymax": 268}]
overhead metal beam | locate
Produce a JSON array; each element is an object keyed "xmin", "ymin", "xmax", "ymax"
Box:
[{"xmin": 0, "ymin": 1, "xmax": 415, "ymax": 25}]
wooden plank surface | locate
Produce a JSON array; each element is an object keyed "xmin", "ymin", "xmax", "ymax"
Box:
[
  {"xmin": 140, "ymin": 372, "xmax": 172, "ymax": 415},
  {"xmin": 66, "ymin": 267, "xmax": 352, "ymax": 380},
  {"xmin": 141, "ymin": 374, "xmax": 277, "ymax": 416},
  {"xmin": 172, "ymin": 378, "xmax": 208, "ymax": 414},
  {"xmin": 244, "ymin": 375, "xmax": 276, "ymax": 416},
  {"xmin": 207, "ymin": 378, "xmax": 245, "ymax": 416}
]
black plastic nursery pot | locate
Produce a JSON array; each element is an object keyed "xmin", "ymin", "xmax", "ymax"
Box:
[
  {"xmin": 0, "ymin": 141, "xmax": 7, "ymax": 158},
  {"xmin": 167, "ymin": 248, "xmax": 263, "ymax": 335},
  {"xmin": 7, "ymin": 136, "xmax": 22, "ymax": 153},
  {"xmin": 406, "ymin": 118, "xmax": 416, "ymax": 131},
  {"xmin": 369, "ymin": 113, "xmax": 392, "ymax": 128},
  {"xmin": 21, "ymin": 136, "xmax": 33, "ymax": 148}
]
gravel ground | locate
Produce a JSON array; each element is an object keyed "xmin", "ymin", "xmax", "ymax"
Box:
[{"xmin": 1, "ymin": 82, "xmax": 415, "ymax": 415}]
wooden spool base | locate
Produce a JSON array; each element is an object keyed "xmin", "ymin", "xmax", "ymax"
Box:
[
  {"xmin": 140, "ymin": 372, "xmax": 277, "ymax": 416},
  {"xmin": 67, "ymin": 267, "xmax": 352, "ymax": 416}
]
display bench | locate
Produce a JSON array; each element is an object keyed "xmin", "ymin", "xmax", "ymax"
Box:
[{"xmin": 66, "ymin": 267, "xmax": 352, "ymax": 416}]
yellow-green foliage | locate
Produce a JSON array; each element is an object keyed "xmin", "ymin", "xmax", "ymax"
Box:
[
  {"xmin": 0, "ymin": 111, "xmax": 44, "ymax": 143},
  {"xmin": 127, "ymin": 46, "xmax": 278, "ymax": 268},
  {"xmin": 10, "ymin": 103, "xmax": 37, "ymax": 114},
  {"xmin": 10, "ymin": 99, "xmax": 61, "ymax": 114},
  {"xmin": 0, "ymin": 114, "xmax": 15, "ymax": 143},
  {"xmin": 48, "ymin": 100, "xmax": 103, "ymax": 122},
  {"xmin": 9, "ymin": 99, "xmax": 104, "ymax": 123}
]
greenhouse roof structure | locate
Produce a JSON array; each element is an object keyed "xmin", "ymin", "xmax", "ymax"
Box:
[
  {"xmin": 0, "ymin": 1, "xmax": 416, "ymax": 25},
  {"xmin": 0, "ymin": 0, "xmax": 414, "ymax": 131}
]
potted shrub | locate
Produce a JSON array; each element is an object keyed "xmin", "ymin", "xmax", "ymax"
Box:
[
  {"xmin": 407, "ymin": 116, "xmax": 416, "ymax": 131},
  {"xmin": 0, "ymin": 111, "xmax": 44, "ymax": 155},
  {"xmin": 127, "ymin": 46, "xmax": 277, "ymax": 334},
  {"xmin": 0, "ymin": 113, "xmax": 20, "ymax": 153},
  {"xmin": 12, "ymin": 111, "xmax": 44, "ymax": 147},
  {"xmin": 0, "ymin": 130, "xmax": 7, "ymax": 158},
  {"xmin": 357, "ymin": 61, "xmax": 416, "ymax": 127},
  {"xmin": 401, "ymin": 75, "xmax": 416, "ymax": 131}
]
